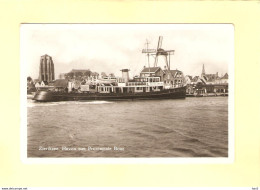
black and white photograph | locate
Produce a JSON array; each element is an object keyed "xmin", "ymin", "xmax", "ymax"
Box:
[{"xmin": 22, "ymin": 24, "xmax": 233, "ymax": 159}]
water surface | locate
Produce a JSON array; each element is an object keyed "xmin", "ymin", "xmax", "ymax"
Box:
[{"xmin": 27, "ymin": 97, "xmax": 228, "ymax": 157}]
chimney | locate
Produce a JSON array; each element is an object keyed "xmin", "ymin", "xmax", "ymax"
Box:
[{"xmin": 121, "ymin": 69, "xmax": 130, "ymax": 82}]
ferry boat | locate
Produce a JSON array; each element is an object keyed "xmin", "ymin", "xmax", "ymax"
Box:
[{"xmin": 33, "ymin": 36, "xmax": 186, "ymax": 102}]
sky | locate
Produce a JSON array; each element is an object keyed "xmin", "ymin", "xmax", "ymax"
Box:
[{"xmin": 21, "ymin": 24, "xmax": 233, "ymax": 80}]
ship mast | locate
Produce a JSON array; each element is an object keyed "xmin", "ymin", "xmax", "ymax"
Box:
[{"xmin": 145, "ymin": 39, "xmax": 151, "ymax": 76}]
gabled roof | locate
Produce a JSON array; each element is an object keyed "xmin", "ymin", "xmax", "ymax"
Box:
[
  {"xmin": 41, "ymin": 81, "xmax": 48, "ymax": 85},
  {"xmin": 53, "ymin": 79, "xmax": 68, "ymax": 88},
  {"xmin": 141, "ymin": 67, "xmax": 161, "ymax": 73},
  {"xmin": 202, "ymin": 76, "xmax": 207, "ymax": 81},
  {"xmin": 221, "ymin": 73, "xmax": 228, "ymax": 79},
  {"xmin": 200, "ymin": 78, "xmax": 207, "ymax": 84},
  {"xmin": 186, "ymin": 75, "xmax": 193, "ymax": 80},
  {"xmin": 207, "ymin": 78, "xmax": 215, "ymax": 82},
  {"xmin": 204, "ymin": 74, "xmax": 218, "ymax": 79},
  {"xmin": 191, "ymin": 76, "xmax": 199, "ymax": 82},
  {"xmin": 164, "ymin": 69, "xmax": 182, "ymax": 77}
]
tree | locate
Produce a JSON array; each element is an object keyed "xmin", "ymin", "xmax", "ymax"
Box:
[
  {"xmin": 27, "ymin": 76, "xmax": 32, "ymax": 83},
  {"xmin": 91, "ymin": 72, "xmax": 99, "ymax": 76},
  {"xmin": 65, "ymin": 72, "xmax": 74, "ymax": 79},
  {"xmin": 84, "ymin": 70, "xmax": 92, "ymax": 77},
  {"xmin": 101, "ymin": 72, "xmax": 107, "ymax": 78},
  {"xmin": 27, "ymin": 76, "xmax": 35, "ymax": 91},
  {"xmin": 91, "ymin": 72, "xmax": 99, "ymax": 79},
  {"xmin": 109, "ymin": 73, "xmax": 115, "ymax": 77},
  {"xmin": 75, "ymin": 72, "xmax": 83, "ymax": 78}
]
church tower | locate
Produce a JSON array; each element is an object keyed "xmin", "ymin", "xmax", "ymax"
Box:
[
  {"xmin": 39, "ymin": 54, "xmax": 55, "ymax": 82},
  {"xmin": 201, "ymin": 64, "xmax": 206, "ymax": 77}
]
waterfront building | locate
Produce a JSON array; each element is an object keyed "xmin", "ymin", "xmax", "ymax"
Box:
[
  {"xmin": 216, "ymin": 73, "xmax": 229, "ymax": 84},
  {"xmin": 35, "ymin": 82, "xmax": 40, "ymax": 89},
  {"xmin": 184, "ymin": 75, "xmax": 192, "ymax": 85},
  {"xmin": 185, "ymin": 75, "xmax": 200, "ymax": 95},
  {"xmin": 39, "ymin": 54, "xmax": 55, "ymax": 82},
  {"xmin": 140, "ymin": 66, "xmax": 164, "ymax": 79},
  {"xmin": 200, "ymin": 64, "xmax": 219, "ymax": 84},
  {"xmin": 35, "ymin": 81, "xmax": 48, "ymax": 90},
  {"xmin": 201, "ymin": 64, "xmax": 228, "ymax": 94},
  {"xmin": 190, "ymin": 76, "xmax": 206, "ymax": 85},
  {"xmin": 140, "ymin": 66, "xmax": 185, "ymax": 88},
  {"xmin": 185, "ymin": 68, "xmax": 228, "ymax": 96},
  {"xmin": 41, "ymin": 81, "xmax": 48, "ymax": 86},
  {"xmin": 163, "ymin": 69, "xmax": 185, "ymax": 88}
]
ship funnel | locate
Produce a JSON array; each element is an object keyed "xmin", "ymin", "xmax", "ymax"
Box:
[{"xmin": 121, "ymin": 69, "xmax": 130, "ymax": 82}]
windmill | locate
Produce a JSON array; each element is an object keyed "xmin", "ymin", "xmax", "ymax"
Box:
[{"xmin": 142, "ymin": 36, "xmax": 175, "ymax": 70}]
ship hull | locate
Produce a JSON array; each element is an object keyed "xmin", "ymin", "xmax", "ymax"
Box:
[{"xmin": 33, "ymin": 87, "xmax": 186, "ymax": 102}]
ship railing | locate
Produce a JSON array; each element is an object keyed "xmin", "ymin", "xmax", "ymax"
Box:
[
  {"xmin": 147, "ymin": 82, "xmax": 164, "ymax": 86},
  {"xmin": 126, "ymin": 82, "xmax": 147, "ymax": 86}
]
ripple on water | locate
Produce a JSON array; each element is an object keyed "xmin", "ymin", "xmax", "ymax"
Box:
[{"xmin": 27, "ymin": 97, "xmax": 228, "ymax": 157}]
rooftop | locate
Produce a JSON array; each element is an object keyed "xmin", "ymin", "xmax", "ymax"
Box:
[
  {"xmin": 69, "ymin": 69, "xmax": 91, "ymax": 73},
  {"xmin": 141, "ymin": 67, "xmax": 161, "ymax": 73},
  {"xmin": 163, "ymin": 69, "xmax": 182, "ymax": 77},
  {"xmin": 52, "ymin": 79, "xmax": 68, "ymax": 88},
  {"xmin": 221, "ymin": 73, "xmax": 229, "ymax": 79}
]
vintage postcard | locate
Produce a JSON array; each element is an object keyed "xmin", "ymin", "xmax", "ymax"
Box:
[
  {"xmin": 21, "ymin": 24, "xmax": 234, "ymax": 163},
  {"xmin": 1, "ymin": 0, "xmax": 259, "ymax": 188}
]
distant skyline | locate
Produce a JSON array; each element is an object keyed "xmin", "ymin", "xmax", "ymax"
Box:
[{"xmin": 21, "ymin": 24, "xmax": 233, "ymax": 80}]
